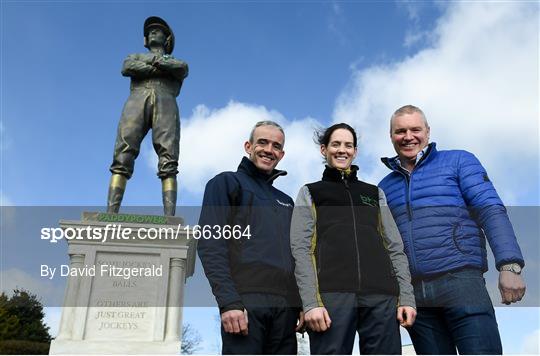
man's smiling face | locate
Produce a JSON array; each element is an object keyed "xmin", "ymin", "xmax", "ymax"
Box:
[
  {"xmin": 244, "ymin": 125, "xmax": 285, "ymax": 174},
  {"xmin": 391, "ymin": 112, "xmax": 430, "ymax": 163}
]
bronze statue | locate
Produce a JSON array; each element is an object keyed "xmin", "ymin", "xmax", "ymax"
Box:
[{"xmin": 107, "ymin": 16, "xmax": 188, "ymax": 216}]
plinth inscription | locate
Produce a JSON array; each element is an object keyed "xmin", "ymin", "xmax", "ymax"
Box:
[
  {"xmin": 50, "ymin": 217, "xmax": 193, "ymax": 354},
  {"xmin": 84, "ymin": 252, "xmax": 163, "ymax": 341}
]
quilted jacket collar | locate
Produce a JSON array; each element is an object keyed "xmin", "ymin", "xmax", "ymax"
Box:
[{"xmin": 381, "ymin": 142, "xmax": 437, "ymax": 172}]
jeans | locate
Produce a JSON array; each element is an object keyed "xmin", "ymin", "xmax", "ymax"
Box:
[
  {"xmin": 308, "ymin": 293, "xmax": 401, "ymax": 355},
  {"xmin": 409, "ymin": 268, "xmax": 502, "ymax": 355}
]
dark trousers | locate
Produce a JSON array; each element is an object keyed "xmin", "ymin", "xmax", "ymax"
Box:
[
  {"xmin": 110, "ymin": 88, "xmax": 180, "ymax": 179},
  {"xmin": 409, "ymin": 268, "xmax": 502, "ymax": 355},
  {"xmin": 221, "ymin": 293, "xmax": 298, "ymax": 355},
  {"xmin": 308, "ymin": 293, "xmax": 401, "ymax": 355}
]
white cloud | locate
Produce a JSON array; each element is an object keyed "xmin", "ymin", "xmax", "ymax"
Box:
[
  {"xmin": 0, "ymin": 191, "xmax": 13, "ymax": 206},
  {"xmin": 142, "ymin": 3, "xmax": 538, "ymax": 206},
  {"xmin": 403, "ymin": 29, "xmax": 432, "ymax": 48},
  {"xmin": 0, "ymin": 121, "xmax": 11, "ymax": 152},
  {"xmin": 0, "ymin": 268, "xmax": 65, "ymax": 306},
  {"xmin": 522, "ymin": 329, "xmax": 540, "ymax": 354},
  {"xmin": 272, "ymin": 117, "xmax": 324, "ymax": 198},
  {"xmin": 333, "ymin": 2, "xmax": 539, "ymax": 204},
  {"xmin": 398, "ymin": 1, "xmax": 437, "ymax": 48},
  {"xmin": 43, "ymin": 307, "xmax": 62, "ymax": 338},
  {"xmin": 144, "ymin": 101, "xmax": 323, "ymax": 200},
  {"xmin": 398, "ymin": 0, "xmax": 422, "ymax": 22},
  {"xmin": 328, "ymin": 1, "xmax": 349, "ymax": 46}
]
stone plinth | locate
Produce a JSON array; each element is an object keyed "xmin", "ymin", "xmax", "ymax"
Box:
[{"xmin": 49, "ymin": 213, "xmax": 196, "ymax": 355}]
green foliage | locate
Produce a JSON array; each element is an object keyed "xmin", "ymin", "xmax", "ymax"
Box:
[
  {"xmin": 0, "ymin": 306, "xmax": 20, "ymax": 341},
  {"xmin": 0, "ymin": 340, "xmax": 50, "ymax": 355},
  {"xmin": 0, "ymin": 289, "xmax": 51, "ymax": 344}
]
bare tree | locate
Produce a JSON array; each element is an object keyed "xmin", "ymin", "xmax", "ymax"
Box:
[{"xmin": 181, "ymin": 323, "xmax": 202, "ymax": 355}]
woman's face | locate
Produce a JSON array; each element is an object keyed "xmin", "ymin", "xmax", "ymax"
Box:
[{"xmin": 321, "ymin": 128, "xmax": 357, "ymax": 170}]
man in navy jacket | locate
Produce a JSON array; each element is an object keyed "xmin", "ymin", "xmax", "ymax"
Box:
[
  {"xmin": 379, "ymin": 105, "xmax": 525, "ymax": 354},
  {"xmin": 198, "ymin": 121, "xmax": 303, "ymax": 354}
]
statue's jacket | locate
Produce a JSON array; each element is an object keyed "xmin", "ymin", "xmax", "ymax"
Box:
[
  {"xmin": 290, "ymin": 165, "xmax": 415, "ymax": 313},
  {"xmin": 198, "ymin": 157, "xmax": 301, "ymax": 312},
  {"xmin": 379, "ymin": 142, "xmax": 524, "ymax": 279},
  {"xmin": 110, "ymin": 52, "xmax": 188, "ymax": 179},
  {"xmin": 122, "ymin": 52, "xmax": 188, "ymax": 97}
]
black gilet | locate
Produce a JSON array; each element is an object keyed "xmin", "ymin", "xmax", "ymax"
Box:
[{"xmin": 306, "ymin": 165, "xmax": 399, "ymax": 296}]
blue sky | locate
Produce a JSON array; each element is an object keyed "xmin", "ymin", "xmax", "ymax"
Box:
[{"xmin": 1, "ymin": 1, "xmax": 539, "ymax": 354}]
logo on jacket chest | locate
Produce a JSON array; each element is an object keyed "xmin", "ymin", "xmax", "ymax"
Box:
[
  {"xmin": 359, "ymin": 195, "xmax": 377, "ymax": 207},
  {"xmin": 276, "ymin": 199, "xmax": 293, "ymax": 208}
]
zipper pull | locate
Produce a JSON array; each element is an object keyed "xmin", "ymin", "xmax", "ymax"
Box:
[{"xmin": 341, "ymin": 171, "xmax": 349, "ymax": 188}]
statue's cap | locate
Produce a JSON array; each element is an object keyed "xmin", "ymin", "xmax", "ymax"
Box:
[
  {"xmin": 143, "ymin": 16, "xmax": 174, "ymax": 54},
  {"xmin": 144, "ymin": 16, "xmax": 172, "ymax": 37}
]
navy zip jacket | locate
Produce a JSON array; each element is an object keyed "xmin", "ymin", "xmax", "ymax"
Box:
[
  {"xmin": 198, "ymin": 157, "xmax": 300, "ymax": 311},
  {"xmin": 379, "ymin": 143, "xmax": 524, "ymax": 279}
]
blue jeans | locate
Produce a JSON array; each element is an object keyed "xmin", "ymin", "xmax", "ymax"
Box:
[{"xmin": 409, "ymin": 268, "xmax": 502, "ymax": 355}]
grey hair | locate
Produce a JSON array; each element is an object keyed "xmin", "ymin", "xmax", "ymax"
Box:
[
  {"xmin": 390, "ymin": 105, "xmax": 429, "ymax": 133},
  {"xmin": 248, "ymin": 120, "xmax": 285, "ymax": 143}
]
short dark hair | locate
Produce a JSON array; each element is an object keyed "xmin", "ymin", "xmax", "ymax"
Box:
[{"xmin": 315, "ymin": 123, "xmax": 357, "ymax": 148}]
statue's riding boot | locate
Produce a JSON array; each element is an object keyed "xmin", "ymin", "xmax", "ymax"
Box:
[
  {"xmin": 107, "ymin": 174, "xmax": 127, "ymax": 213},
  {"xmin": 162, "ymin": 177, "xmax": 177, "ymax": 216}
]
